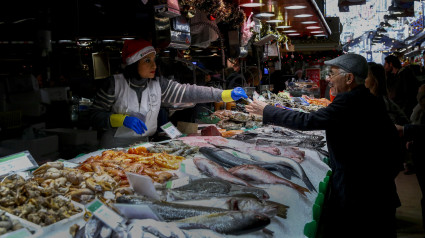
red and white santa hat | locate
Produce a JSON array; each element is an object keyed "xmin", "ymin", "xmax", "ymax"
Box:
[{"xmin": 122, "ymin": 39, "xmax": 156, "ymax": 65}]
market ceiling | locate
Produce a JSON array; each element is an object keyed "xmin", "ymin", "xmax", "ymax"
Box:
[{"xmin": 238, "ymin": 0, "xmax": 331, "ymax": 38}]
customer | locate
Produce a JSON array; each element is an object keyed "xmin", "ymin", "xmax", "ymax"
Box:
[
  {"xmin": 384, "ymin": 54, "xmax": 420, "ymax": 117},
  {"xmin": 396, "ymin": 84, "xmax": 425, "ymax": 230},
  {"xmin": 246, "ymin": 53, "xmax": 403, "ymax": 238},
  {"xmin": 89, "ymin": 39, "xmax": 247, "ymax": 148},
  {"xmin": 396, "ymin": 123, "xmax": 425, "ymax": 232},
  {"xmin": 366, "ymin": 62, "xmax": 410, "ymax": 125}
]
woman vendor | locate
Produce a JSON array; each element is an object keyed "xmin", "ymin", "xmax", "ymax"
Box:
[{"xmin": 90, "ymin": 39, "xmax": 247, "ymax": 148}]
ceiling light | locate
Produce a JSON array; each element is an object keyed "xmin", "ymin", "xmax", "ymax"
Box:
[
  {"xmin": 102, "ymin": 39, "xmax": 115, "ymax": 42},
  {"xmin": 285, "ymin": 5, "xmax": 307, "ymax": 10},
  {"xmin": 78, "ymin": 38, "xmax": 92, "ymax": 41},
  {"xmin": 287, "ymin": 33, "xmax": 301, "ymax": 36},
  {"xmin": 306, "ymin": 26, "xmax": 320, "ymax": 29},
  {"xmin": 276, "ymin": 26, "xmax": 292, "ymax": 29},
  {"xmin": 311, "ymin": 31, "xmax": 324, "ymax": 34},
  {"xmin": 295, "ymin": 14, "xmax": 313, "ymax": 18},
  {"xmin": 314, "ymin": 34, "xmax": 327, "ymax": 37},
  {"xmin": 266, "ymin": 19, "xmax": 284, "ymax": 23},
  {"xmin": 283, "ymin": 30, "xmax": 297, "ymax": 33},
  {"xmin": 122, "ymin": 37, "xmax": 135, "ymax": 40},
  {"xmin": 301, "ymin": 21, "xmax": 317, "ymax": 24},
  {"xmin": 254, "ymin": 12, "xmax": 275, "ymax": 18},
  {"xmin": 240, "ymin": 3, "xmax": 265, "ymax": 7}
]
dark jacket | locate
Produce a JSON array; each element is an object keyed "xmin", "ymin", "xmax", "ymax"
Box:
[
  {"xmin": 263, "ymin": 85, "xmax": 402, "ymax": 237},
  {"xmin": 387, "ymin": 67, "xmax": 420, "ymax": 117}
]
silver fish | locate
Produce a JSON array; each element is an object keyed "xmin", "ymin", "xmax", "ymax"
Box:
[
  {"xmin": 176, "ymin": 211, "xmax": 271, "ymax": 235},
  {"xmin": 161, "ymin": 178, "xmax": 270, "ymax": 200},
  {"xmin": 193, "ymin": 157, "xmax": 252, "ymax": 187},
  {"xmin": 116, "ymin": 195, "xmax": 227, "ymax": 221},
  {"xmin": 229, "ymin": 164, "xmax": 310, "ymax": 197}
]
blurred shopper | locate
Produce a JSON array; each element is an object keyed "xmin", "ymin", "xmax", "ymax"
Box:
[
  {"xmin": 246, "ymin": 53, "xmax": 403, "ymax": 238},
  {"xmin": 366, "ymin": 62, "xmax": 410, "ymax": 125},
  {"xmin": 396, "ymin": 89, "xmax": 425, "ymax": 231},
  {"xmin": 384, "ymin": 55, "xmax": 420, "ymax": 117}
]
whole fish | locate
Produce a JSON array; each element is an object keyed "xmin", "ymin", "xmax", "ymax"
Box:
[
  {"xmin": 201, "ymin": 146, "xmax": 316, "ymax": 192},
  {"xmin": 193, "ymin": 157, "xmax": 252, "ymax": 187},
  {"xmin": 176, "ymin": 211, "xmax": 271, "ymax": 235},
  {"xmin": 159, "ymin": 178, "xmax": 270, "ymax": 200},
  {"xmin": 199, "ymin": 147, "xmax": 298, "ymax": 180},
  {"xmin": 229, "ymin": 164, "xmax": 310, "ymax": 196},
  {"xmin": 116, "ymin": 195, "xmax": 227, "ymax": 221},
  {"xmin": 172, "ymin": 196, "xmax": 288, "ymax": 218},
  {"xmin": 272, "ymin": 126, "xmax": 325, "ymax": 141},
  {"xmin": 256, "ymin": 137, "xmax": 326, "ymax": 149},
  {"xmin": 212, "ymin": 144, "xmax": 316, "ymax": 192}
]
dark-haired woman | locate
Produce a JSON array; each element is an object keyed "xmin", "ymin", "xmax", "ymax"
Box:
[{"xmin": 89, "ymin": 39, "xmax": 247, "ymax": 148}]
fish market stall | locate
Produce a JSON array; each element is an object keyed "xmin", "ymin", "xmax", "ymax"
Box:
[{"xmin": 0, "ymin": 121, "xmax": 330, "ymax": 237}]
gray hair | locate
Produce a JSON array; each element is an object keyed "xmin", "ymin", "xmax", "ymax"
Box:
[{"xmin": 338, "ymin": 68, "xmax": 365, "ymax": 85}]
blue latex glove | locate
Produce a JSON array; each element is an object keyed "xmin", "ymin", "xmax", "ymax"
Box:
[
  {"xmin": 123, "ymin": 116, "xmax": 148, "ymax": 134},
  {"xmin": 231, "ymin": 87, "xmax": 248, "ymax": 101}
]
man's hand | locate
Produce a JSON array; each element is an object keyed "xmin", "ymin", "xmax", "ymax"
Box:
[{"xmin": 245, "ymin": 99, "xmax": 268, "ymax": 116}]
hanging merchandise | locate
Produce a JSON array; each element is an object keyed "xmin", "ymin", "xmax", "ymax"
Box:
[{"xmin": 154, "ymin": 0, "xmax": 181, "ymax": 18}]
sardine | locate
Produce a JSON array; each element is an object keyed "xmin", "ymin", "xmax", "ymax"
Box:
[
  {"xmin": 116, "ymin": 195, "xmax": 227, "ymax": 221},
  {"xmin": 176, "ymin": 211, "xmax": 271, "ymax": 235},
  {"xmin": 193, "ymin": 157, "xmax": 252, "ymax": 187},
  {"xmin": 229, "ymin": 164, "xmax": 310, "ymax": 196}
]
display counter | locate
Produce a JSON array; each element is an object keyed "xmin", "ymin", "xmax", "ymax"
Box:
[{"xmin": 0, "ymin": 113, "xmax": 331, "ymax": 238}]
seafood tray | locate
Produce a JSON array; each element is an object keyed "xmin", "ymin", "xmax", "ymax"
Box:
[{"xmin": 0, "ymin": 196, "xmax": 85, "ymax": 236}]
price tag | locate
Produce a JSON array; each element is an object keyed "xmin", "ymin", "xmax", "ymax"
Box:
[
  {"xmin": 126, "ymin": 172, "xmax": 160, "ymax": 200},
  {"xmin": 113, "ymin": 204, "xmax": 161, "ymax": 220},
  {"xmin": 86, "ymin": 199, "xmax": 126, "ymax": 231},
  {"xmin": 166, "ymin": 177, "xmax": 190, "ymax": 189},
  {"xmin": 160, "ymin": 122, "xmax": 182, "ymax": 139},
  {"xmin": 0, "ymin": 151, "xmax": 38, "ymax": 177}
]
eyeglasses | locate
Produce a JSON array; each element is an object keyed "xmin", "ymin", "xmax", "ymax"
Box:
[{"xmin": 326, "ymin": 72, "xmax": 345, "ymax": 79}]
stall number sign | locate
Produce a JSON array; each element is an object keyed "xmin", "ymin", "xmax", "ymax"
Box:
[
  {"xmin": 161, "ymin": 122, "xmax": 182, "ymax": 139},
  {"xmin": 0, "ymin": 151, "xmax": 37, "ymax": 177},
  {"xmin": 305, "ymin": 68, "xmax": 321, "ymax": 87}
]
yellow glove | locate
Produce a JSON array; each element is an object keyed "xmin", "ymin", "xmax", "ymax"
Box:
[
  {"xmin": 110, "ymin": 114, "xmax": 127, "ymax": 127},
  {"xmin": 221, "ymin": 90, "xmax": 234, "ymax": 102}
]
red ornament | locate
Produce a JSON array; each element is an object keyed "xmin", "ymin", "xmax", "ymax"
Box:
[{"xmin": 208, "ymin": 14, "xmax": 216, "ymax": 21}]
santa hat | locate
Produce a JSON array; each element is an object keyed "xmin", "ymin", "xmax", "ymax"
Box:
[{"xmin": 122, "ymin": 39, "xmax": 156, "ymax": 65}]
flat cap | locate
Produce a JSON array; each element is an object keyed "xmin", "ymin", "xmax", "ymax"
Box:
[{"xmin": 324, "ymin": 54, "xmax": 368, "ymax": 79}]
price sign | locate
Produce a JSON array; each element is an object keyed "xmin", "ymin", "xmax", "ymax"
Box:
[
  {"xmin": 86, "ymin": 199, "xmax": 126, "ymax": 231},
  {"xmin": 0, "ymin": 151, "xmax": 38, "ymax": 177},
  {"xmin": 161, "ymin": 122, "xmax": 182, "ymax": 139}
]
